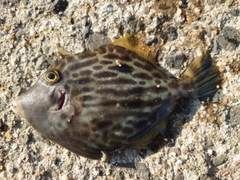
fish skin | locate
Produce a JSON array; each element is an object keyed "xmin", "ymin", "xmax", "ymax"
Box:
[{"xmin": 12, "ymin": 36, "xmax": 221, "ymax": 160}]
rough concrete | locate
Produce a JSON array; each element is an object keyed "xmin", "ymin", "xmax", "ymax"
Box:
[{"xmin": 0, "ymin": 0, "xmax": 240, "ymax": 179}]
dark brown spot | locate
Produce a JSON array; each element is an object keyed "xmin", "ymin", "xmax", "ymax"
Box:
[
  {"xmin": 133, "ymin": 61, "xmax": 144, "ymax": 69},
  {"xmin": 144, "ymin": 63, "xmax": 154, "ymax": 72},
  {"xmin": 100, "ymin": 60, "xmax": 113, "ymax": 65},
  {"xmin": 103, "ymin": 53, "xmax": 120, "ymax": 60},
  {"xmin": 76, "ymin": 51, "xmax": 97, "ymax": 59},
  {"xmin": 127, "ymin": 98, "xmax": 162, "ymax": 108},
  {"xmin": 124, "ymin": 100, "xmax": 142, "ymax": 108},
  {"xmin": 93, "ymin": 71, "xmax": 118, "ymax": 78},
  {"xmin": 107, "ymin": 45, "xmax": 115, "ymax": 52},
  {"xmin": 64, "ymin": 56, "xmax": 75, "ymax": 63},
  {"xmin": 72, "ymin": 73, "xmax": 78, "ymax": 78},
  {"xmin": 80, "ymin": 95, "xmax": 94, "ymax": 102},
  {"xmin": 68, "ymin": 59, "xmax": 97, "ymax": 71},
  {"xmin": 98, "ymin": 46, "xmax": 107, "ymax": 54},
  {"xmin": 134, "ymin": 59, "xmax": 154, "ymax": 72},
  {"xmin": 133, "ymin": 72, "xmax": 153, "ymax": 80},
  {"xmin": 95, "ymin": 120, "xmax": 113, "ymax": 129},
  {"xmin": 128, "ymin": 87, "xmax": 144, "ymax": 96},
  {"xmin": 155, "ymin": 80, "xmax": 161, "ymax": 84},
  {"xmin": 152, "ymin": 72, "xmax": 164, "ymax": 79},
  {"xmin": 139, "ymin": 81, "xmax": 146, "ymax": 85},
  {"xmin": 79, "ymin": 70, "xmax": 92, "ymax": 76},
  {"xmin": 64, "ymin": 84, "xmax": 70, "ymax": 91},
  {"xmin": 108, "ymin": 64, "xmax": 133, "ymax": 73},
  {"xmin": 74, "ymin": 77, "xmax": 92, "ymax": 84},
  {"xmin": 119, "ymin": 54, "xmax": 131, "ymax": 62},
  {"xmin": 115, "ymin": 46, "xmax": 127, "ymax": 54},
  {"xmin": 93, "ymin": 65, "xmax": 103, "ymax": 70}
]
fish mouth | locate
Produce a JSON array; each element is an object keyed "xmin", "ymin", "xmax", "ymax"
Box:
[{"xmin": 56, "ymin": 89, "xmax": 66, "ymax": 111}]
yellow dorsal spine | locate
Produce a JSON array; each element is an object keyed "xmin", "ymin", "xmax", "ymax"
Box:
[{"xmin": 112, "ymin": 34, "xmax": 156, "ymax": 65}]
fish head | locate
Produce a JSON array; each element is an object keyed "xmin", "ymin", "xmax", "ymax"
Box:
[{"xmin": 12, "ymin": 60, "xmax": 75, "ymax": 141}]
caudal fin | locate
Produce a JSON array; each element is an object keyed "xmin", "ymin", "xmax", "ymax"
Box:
[{"xmin": 183, "ymin": 52, "xmax": 222, "ymax": 99}]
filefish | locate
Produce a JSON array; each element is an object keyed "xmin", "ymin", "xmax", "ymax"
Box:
[{"xmin": 12, "ymin": 35, "xmax": 222, "ymax": 161}]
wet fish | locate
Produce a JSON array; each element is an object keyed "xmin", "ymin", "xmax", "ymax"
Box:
[{"xmin": 12, "ymin": 35, "xmax": 222, "ymax": 160}]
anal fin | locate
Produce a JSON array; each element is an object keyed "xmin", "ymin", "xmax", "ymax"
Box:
[{"xmin": 127, "ymin": 99, "xmax": 175, "ymax": 149}]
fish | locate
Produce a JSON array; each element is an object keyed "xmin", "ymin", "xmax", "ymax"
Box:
[{"xmin": 12, "ymin": 35, "xmax": 222, "ymax": 161}]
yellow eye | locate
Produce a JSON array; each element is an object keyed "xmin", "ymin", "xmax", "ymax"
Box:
[{"xmin": 45, "ymin": 70, "xmax": 60, "ymax": 83}]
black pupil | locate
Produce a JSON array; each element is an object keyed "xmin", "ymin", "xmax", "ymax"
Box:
[{"xmin": 47, "ymin": 73, "xmax": 55, "ymax": 80}]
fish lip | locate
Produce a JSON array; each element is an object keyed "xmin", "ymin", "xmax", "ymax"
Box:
[{"xmin": 55, "ymin": 89, "xmax": 67, "ymax": 111}]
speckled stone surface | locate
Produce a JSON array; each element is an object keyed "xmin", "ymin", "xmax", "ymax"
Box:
[{"xmin": 0, "ymin": 0, "xmax": 240, "ymax": 179}]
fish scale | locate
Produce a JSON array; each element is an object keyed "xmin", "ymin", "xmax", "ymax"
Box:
[{"xmin": 12, "ymin": 35, "xmax": 222, "ymax": 161}]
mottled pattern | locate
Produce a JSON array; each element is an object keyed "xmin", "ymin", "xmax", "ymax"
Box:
[
  {"xmin": 52, "ymin": 45, "xmax": 182, "ymax": 157},
  {"xmin": 12, "ymin": 42, "xmax": 221, "ymax": 160}
]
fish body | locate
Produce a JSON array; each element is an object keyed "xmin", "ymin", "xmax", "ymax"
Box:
[{"xmin": 12, "ymin": 35, "xmax": 221, "ymax": 160}]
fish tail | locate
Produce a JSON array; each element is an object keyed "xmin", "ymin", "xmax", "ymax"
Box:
[{"xmin": 183, "ymin": 52, "xmax": 222, "ymax": 99}]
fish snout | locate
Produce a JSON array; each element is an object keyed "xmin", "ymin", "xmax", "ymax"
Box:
[{"xmin": 12, "ymin": 97, "xmax": 27, "ymax": 119}]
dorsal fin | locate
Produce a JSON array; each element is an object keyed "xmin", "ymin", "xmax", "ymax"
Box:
[{"xmin": 112, "ymin": 34, "xmax": 157, "ymax": 65}]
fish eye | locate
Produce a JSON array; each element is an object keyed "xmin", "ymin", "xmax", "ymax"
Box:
[{"xmin": 45, "ymin": 70, "xmax": 60, "ymax": 83}]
